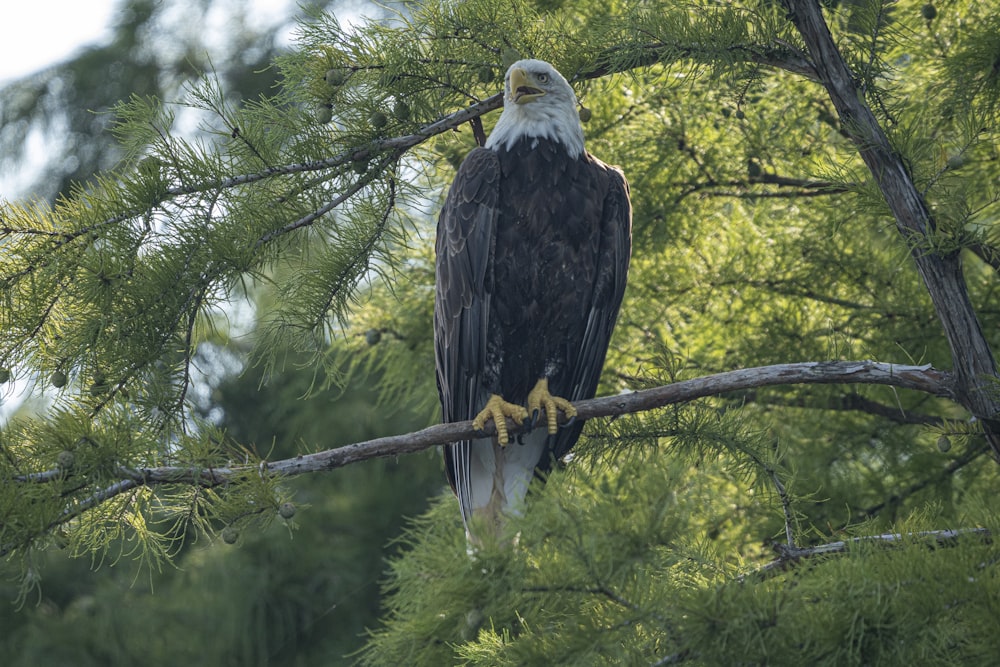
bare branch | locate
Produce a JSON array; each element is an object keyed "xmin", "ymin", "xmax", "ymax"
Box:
[
  {"xmin": 0, "ymin": 361, "xmax": 967, "ymax": 560},
  {"xmin": 13, "ymin": 361, "xmax": 953, "ymax": 492},
  {"xmin": 186, "ymin": 361, "xmax": 955, "ymax": 480},
  {"xmin": 744, "ymin": 528, "xmax": 992, "ymax": 581}
]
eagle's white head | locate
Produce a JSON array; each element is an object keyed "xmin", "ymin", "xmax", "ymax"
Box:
[{"xmin": 485, "ymin": 59, "xmax": 585, "ymax": 158}]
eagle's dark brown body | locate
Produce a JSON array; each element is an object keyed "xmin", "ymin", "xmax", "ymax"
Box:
[
  {"xmin": 489, "ymin": 138, "xmax": 628, "ymax": 452},
  {"xmin": 435, "ymin": 135, "xmax": 631, "ymax": 529}
]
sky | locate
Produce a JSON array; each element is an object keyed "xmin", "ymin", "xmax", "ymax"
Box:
[
  {"xmin": 0, "ymin": 2, "xmax": 122, "ymax": 199},
  {"xmin": 0, "ymin": 0, "xmax": 313, "ymax": 198},
  {"xmin": 0, "ymin": 2, "xmax": 118, "ymax": 84},
  {"xmin": 0, "ymin": 0, "xmax": 306, "ymax": 85}
]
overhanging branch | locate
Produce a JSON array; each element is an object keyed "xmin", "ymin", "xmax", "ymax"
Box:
[
  {"xmin": 34, "ymin": 35, "xmax": 814, "ymax": 231},
  {"xmin": 585, "ymin": 41, "xmax": 819, "ymax": 82}
]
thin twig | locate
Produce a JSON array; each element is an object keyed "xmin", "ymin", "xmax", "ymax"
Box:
[
  {"xmin": 254, "ymin": 151, "xmax": 401, "ymax": 248},
  {"xmin": 770, "ymin": 464, "xmax": 796, "ymax": 550},
  {"xmin": 742, "ymin": 528, "xmax": 992, "ymax": 582},
  {"xmin": 850, "ymin": 441, "xmax": 991, "ymax": 522}
]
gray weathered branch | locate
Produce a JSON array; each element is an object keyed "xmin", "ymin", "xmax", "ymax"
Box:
[
  {"xmin": 16, "ymin": 361, "xmax": 953, "ymax": 491},
  {"xmin": 786, "ymin": 0, "xmax": 1000, "ymax": 457},
  {"xmin": 0, "ymin": 360, "xmax": 963, "ymax": 559},
  {"xmin": 745, "ymin": 527, "xmax": 992, "ymax": 581},
  {"xmin": 254, "ymin": 361, "xmax": 953, "ymax": 478}
]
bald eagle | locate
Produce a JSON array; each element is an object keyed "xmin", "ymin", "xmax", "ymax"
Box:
[{"xmin": 435, "ymin": 59, "xmax": 632, "ymax": 540}]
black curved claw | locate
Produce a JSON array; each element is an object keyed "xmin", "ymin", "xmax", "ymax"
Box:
[
  {"xmin": 516, "ymin": 433, "xmax": 526, "ymax": 446},
  {"xmin": 560, "ymin": 414, "xmax": 578, "ymax": 429},
  {"xmin": 527, "ymin": 409, "xmax": 540, "ymax": 430}
]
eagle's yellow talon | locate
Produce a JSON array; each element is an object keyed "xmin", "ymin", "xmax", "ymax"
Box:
[
  {"xmin": 472, "ymin": 394, "xmax": 530, "ymax": 446},
  {"xmin": 526, "ymin": 378, "xmax": 577, "ymax": 435}
]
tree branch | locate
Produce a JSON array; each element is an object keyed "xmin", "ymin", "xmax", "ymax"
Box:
[
  {"xmin": 786, "ymin": 0, "xmax": 1000, "ymax": 457},
  {"xmin": 5, "ymin": 36, "xmax": 812, "ymax": 261},
  {"xmin": 676, "ymin": 175, "xmax": 850, "ymax": 202},
  {"xmin": 153, "ymin": 361, "xmax": 957, "ymax": 479},
  {"xmin": 851, "ymin": 441, "xmax": 992, "ymax": 522},
  {"xmin": 167, "ymin": 94, "xmax": 504, "ymax": 199},
  {"xmin": 0, "ymin": 361, "xmax": 969, "ymax": 560},
  {"xmin": 13, "ymin": 361, "xmax": 954, "ymax": 493},
  {"xmin": 732, "ymin": 389, "xmax": 946, "ymax": 426},
  {"xmin": 655, "ymin": 526, "xmax": 992, "ymax": 664},
  {"xmin": 586, "ymin": 41, "xmax": 819, "ymax": 82},
  {"xmin": 8, "ymin": 35, "xmax": 814, "ymax": 241},
  {"xmin": 744, "ymin": 528, "xmax": 992, "ymax": 581}
]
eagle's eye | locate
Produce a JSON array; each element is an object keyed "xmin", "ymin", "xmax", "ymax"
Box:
[{"xmin": 536, "ymin": 72, "xmax": 549, "ymax": 84}]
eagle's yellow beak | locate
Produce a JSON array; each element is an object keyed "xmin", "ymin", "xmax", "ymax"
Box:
[{"xmin": 509, "ymin": 67, "xmax": 545, "ymax": 105}]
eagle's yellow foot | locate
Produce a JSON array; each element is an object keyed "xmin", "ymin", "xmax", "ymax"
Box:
[
  {"xmin": 527, "ymin": 378, "xmax": 577, "ymax": 435},
  {"xmin": 472, "ymin": 394, "xmax": 530, "ymax": 446}
]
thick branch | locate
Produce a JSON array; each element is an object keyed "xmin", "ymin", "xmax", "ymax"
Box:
[
  {"xmin": 14, "ymin": 361, "xmax": 951, "ymax": 491},
  {"xmin": 786, "ymin": 1, "xmax": 1000, "ymax": 454},
  {"xmin": 0, "ymin": 361, "xmax": 962, "ymax": 559}
]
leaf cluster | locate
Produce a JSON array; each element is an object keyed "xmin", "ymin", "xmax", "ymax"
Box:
[{"xmin": 364, "ymin": 433, "xmax": 1000, "ymax": 665}]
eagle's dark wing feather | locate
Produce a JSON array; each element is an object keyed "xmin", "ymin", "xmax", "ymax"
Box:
[
  {"xmin": 546, "ymin": 161, "xmax": 632, "ymax": 465},
  {"xmin": 434, "ymin": 148, "xmax": 500, "ymax": 504}
]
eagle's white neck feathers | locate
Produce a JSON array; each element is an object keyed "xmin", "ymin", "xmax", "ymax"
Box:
[{"xmin": 485, "ymin": 59, "xmax": 585, "ymax": 158}]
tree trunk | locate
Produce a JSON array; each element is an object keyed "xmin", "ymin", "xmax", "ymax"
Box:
[{"xmin": 786, "ymin": 0, "xmax": 1000, "ymax": 457}]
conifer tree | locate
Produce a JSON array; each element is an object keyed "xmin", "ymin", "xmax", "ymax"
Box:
[{"xmin": 3, "ymin": 0, "xmax": 1000, "ymax": 663}]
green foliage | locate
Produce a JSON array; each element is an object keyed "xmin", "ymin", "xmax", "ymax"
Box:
[
  {"xmin": 3, "ymin": 0, "xmax": 1000, "ymax": 663},
  {"xmin": 0, "ymin": 350, "xmax": 441, "ymax": 664},
  {"xmin": 364, "ymin": 438, "xmax": 1000, "ymax": 665}
]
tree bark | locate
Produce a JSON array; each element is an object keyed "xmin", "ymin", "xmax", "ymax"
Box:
[
  {"xmin": 786, "ymin": 0, "xmax": 1000, "ymax": 457},
  {"xmin": 0, "ymin": 360, "xmax": 959, "ymax": 557},
  {"xmin": 16, "ymin": 361, "xmax": 952, "ymax": 487}
]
